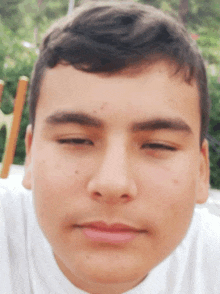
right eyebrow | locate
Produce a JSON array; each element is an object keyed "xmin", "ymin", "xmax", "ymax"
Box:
[{"xmin": 45, "ymin": 111, "xmax": 103, "ymax": 128}]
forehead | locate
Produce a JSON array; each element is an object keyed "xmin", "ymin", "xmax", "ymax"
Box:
[{"xmin": 35, "ymin": 61, "xmax": 200, "ymax": 136}]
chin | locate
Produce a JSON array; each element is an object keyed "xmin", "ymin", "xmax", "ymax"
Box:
[
  {"xmin": 55, "ymin": 246, "xmax": 150, "ymax": 288},
  {"xmin": 78, "ymin": 259, "xmax": 147, "ymax": 285}
]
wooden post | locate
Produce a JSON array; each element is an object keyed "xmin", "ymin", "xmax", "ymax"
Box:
[
  {"xmin": 0, "ymin": 80, "xmax": 4, "ymax": 106},
  {"xmin": 0, "ymin": 77, "xmax": 29, "ymax": 178}
]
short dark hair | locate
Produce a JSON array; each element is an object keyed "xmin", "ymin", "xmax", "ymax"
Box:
[{"xmin": 29, "ymin": 1, "xmax": 210, "ymax": 145}]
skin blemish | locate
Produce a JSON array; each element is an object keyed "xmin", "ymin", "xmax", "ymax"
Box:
[
  {"xmin": 75, "ymin": 170, "xmax": 79, "ymax": 174},
  {"xmin": 173, "ymin": 179, "xmax": 179, "ymax": 184},
  {"xmin": 100, "ymin": 102, "xmax": 108, "ymax": 111}
]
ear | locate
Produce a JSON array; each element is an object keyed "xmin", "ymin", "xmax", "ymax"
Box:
[
  {"xmin": 22, "ymin": 124, "xmax": 33, "ymax": 190},
  {"xmin": 196, "ymin": 139, "xmax": 210, "ymax": 204}
]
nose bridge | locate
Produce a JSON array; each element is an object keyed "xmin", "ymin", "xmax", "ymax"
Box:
[
  {"xmin": 99, "ymin": 134, "xmax": 129, "ymax": 188},
  {"xmin": 88, "ymin": 134, "xmax": 137, "ymax": 202}
]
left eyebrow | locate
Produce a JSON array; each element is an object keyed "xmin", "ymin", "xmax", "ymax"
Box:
[{"xmin": 131, "ymin": 118, "xmax": 193, "ymax": 134}]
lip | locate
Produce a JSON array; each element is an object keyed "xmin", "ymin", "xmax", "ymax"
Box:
[
  {"xmin": 76, "ymin": 221, "xmax": 144, "ymax": 244},
  {"xmin": 79, "ymin": 221, "xmax": 141, "ymax": 232}
]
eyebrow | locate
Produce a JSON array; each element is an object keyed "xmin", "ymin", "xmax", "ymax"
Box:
[
  {"xmin": 45, "ymin": 111, "xmax": 103, "ymax": 128},
  {"xmin": 132, "ymin": 118, "xmax": 192, "ymax": 134},
  {"xmin": 45, "ymin": 111, "xmax": 192, "ymax": 134}
]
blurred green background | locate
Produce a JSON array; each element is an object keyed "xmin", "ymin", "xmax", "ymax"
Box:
[{"xmin": 1, "ymin": 0, "xmax": 220, "ymax": 188}]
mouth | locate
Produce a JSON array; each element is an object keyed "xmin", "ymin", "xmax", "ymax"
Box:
[{"xmin": 75, "ymin": 221, "xmax": 145, "ymax": 244}]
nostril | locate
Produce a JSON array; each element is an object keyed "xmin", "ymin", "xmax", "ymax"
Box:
[
  {"xmin": 120, "ymin": 194, "xmax": 131, "ymax": 203},
  {"xmin": 94, "ymin": 192, "xmax": 102, "ymax": 197},
  {"xmin": 121, "ymin": 194, "xmax": 129, "ymax": 199}
]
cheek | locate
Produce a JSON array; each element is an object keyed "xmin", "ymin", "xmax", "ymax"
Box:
[
  {"xmin": 135, "ymin": 161, "xmax": 199, "ymax": 257},
  {"xmin": 142, "ymin": 153, "xmax": 199, "ymax": 196},
  {"xmin": 31, "ymin": 145, "xmax": 95, "ymax": 227},
  {"xmin": 32, "ymin": 142, "xmax": 95, "ymax": 188},
  {"xmin": 137, "ymin": 155, "xmax": 199, "ymax": 225}
]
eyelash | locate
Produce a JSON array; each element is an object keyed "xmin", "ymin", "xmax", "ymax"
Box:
[
  {"xmin": 141, "ymin": 143, "xmax": 176, "ymax": 151},
  {"xmin": 58, "ymin": 138, "xmax": 176, "ymax": 152},
  {"xmin": 58, "ymin": 138, "xmax": 94, "ymax": 145}
]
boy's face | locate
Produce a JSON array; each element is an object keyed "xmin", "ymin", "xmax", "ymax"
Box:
[{"xmin": 23, "ymin": 61, "xmax": 209, "ymax": 293}]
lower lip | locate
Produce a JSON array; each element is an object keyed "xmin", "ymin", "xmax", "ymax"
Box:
[{"xmin": 82, "ymin": 228, "xmax": 138, "ymax": 244}]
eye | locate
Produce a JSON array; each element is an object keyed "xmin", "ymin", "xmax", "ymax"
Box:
[
  {"xmin": 58, "ymin": 138, "xmax": 94, "ymax": 146},
  {"xmin": 141, "ymin": 143, "xmax": 176, "ymax": 151}
]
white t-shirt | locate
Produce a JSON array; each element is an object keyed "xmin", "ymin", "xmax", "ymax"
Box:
[{"xmin": 0, "ymin": 177, "xmax": 220, "ymax": 294}]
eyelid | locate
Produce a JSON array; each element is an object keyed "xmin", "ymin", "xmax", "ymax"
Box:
[
  {"xmin": 141, "ymin": 142, "xmax": 177, "ymax": 151},
  {"xmin": 58, "ymin": 138, "xmax": 94, "ymax": 145}
]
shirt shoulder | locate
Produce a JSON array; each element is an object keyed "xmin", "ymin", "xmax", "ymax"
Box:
[
  {"xmin": 193, "ymin": 207, "xmax": 220, "ymax": 250},
  {"xmin": 0, "ymin": 176, "xmax": 33, "ymax": 293},
  {"xmin": 170, "ymin": 208, "xmax": 220, "ymax": 293}
]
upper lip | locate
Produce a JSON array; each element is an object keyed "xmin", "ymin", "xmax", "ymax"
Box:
[{"xmin": 76, "ymin": 221, "xmax": 144, "ymax": 232}]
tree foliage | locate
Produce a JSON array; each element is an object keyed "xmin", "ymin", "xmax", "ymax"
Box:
[
  {"xmin": 18, "ymin": 0, "xmax": 69, "ymax": 44},
  {"xmin": 0, "ymin": 0, "xmax": 24, "ymax": 32}
]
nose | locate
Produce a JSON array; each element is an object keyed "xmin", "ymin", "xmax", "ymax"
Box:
[{"xmin": 87, "ymin": 137, "xmax": 137, "ymax": 204}]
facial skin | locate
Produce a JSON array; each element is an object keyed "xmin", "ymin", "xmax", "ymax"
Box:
[{"xmin": 23, "ymin": 61, "xmax": 209, "ymax": 294}]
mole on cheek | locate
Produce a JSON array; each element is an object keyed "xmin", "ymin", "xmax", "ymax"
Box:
[
  {"xmin": 173, "ymin": 178, "xmax": 179, "ymax": 184},
  {"xmin": 75, "ymin": 170, "xmax": 79, "ymax": 174},
  {"xmin": 100, "ymin": 102, "xmax": 108, "ymax": 110}
]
